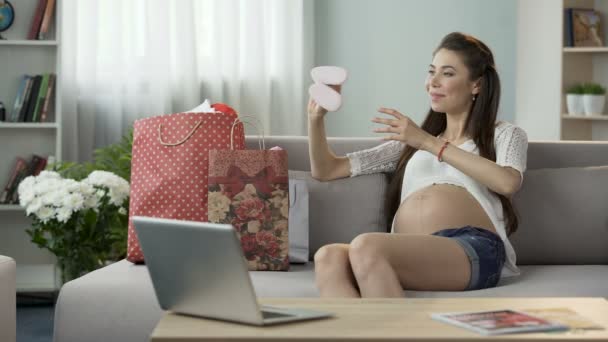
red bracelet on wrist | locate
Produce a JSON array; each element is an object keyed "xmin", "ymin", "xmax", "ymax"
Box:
[{"xmin": 437, "ymin": 141, "xmax": 450, "ymax": 162}]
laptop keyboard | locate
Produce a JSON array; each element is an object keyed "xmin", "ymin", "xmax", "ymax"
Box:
[{"xmin": 262, "ymin": 310, "xmax": 294, "ymax": 319}]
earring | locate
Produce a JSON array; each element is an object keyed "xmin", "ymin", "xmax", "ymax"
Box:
[{"xmin": 472, "ymin": 95, "xmax": 477, "ymax": 102}]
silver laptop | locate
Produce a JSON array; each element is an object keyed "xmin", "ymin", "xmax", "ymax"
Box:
[{"xmin": 132, "ymin": 216, "xmax": 333, "ymax": 326}]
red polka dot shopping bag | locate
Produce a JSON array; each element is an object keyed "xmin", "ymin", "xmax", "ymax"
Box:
[
  {"xmin": 208, "ymin": 117, "xmax": 290, "ymax": 271},
  {"xmin": 127, "ymin": 104, "xmax": 245, "ymax": 263}
]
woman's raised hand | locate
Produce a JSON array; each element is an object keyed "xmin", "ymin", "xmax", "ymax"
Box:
[
  {"xmin": 372, "ymin": 108, "xmax": 432, "ymax": 150},
  {"xmin": 308, "ymin": 85, "xmax": 342, "ymax": 119},
  {"xmin": 308, "ymin": 97, "xmax": 328, "ymax": 119}
]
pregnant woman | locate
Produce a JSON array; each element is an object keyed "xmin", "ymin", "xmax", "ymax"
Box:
[{"xmin": 308, "ymin": 32, "xmax": 528, "ymax": 297}]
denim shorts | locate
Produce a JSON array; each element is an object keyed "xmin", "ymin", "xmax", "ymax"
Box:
[{"xmin": 432, "ymin": 226, "xmax": 506, "ymax": 290}]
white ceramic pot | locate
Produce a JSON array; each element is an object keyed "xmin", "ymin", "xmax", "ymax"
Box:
[
  {"xmin": 583, "ymin": 95, "xmax": 605, "ymax": 116},
  {"xmin": 566, "ymin": 94, "xmax": 585, "ymax": 115}
]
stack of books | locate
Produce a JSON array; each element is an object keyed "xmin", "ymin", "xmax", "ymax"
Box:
[
  {"xmin": 28, "ymin": 0, "xmax": 56, "ymax": 40},
  {"xmin": 9, "ymin": 73, "xmax": 56, "ymax": 123},
  {"xmin": 0, "ymin": 155, "xmax": 52, "ymax": 204}
]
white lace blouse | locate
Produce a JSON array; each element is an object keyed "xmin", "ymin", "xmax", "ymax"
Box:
[{"xmin": 346, "ymin": 121, "xmax": 528, "ymax": 278}]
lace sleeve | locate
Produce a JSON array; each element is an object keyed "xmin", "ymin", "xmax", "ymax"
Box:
[
  {"xmin": 346, "ymin": 140, "xmax": 405, "ymax": 177},
  {"xmin": 495, "ymin": 123, "xmax": 528, "ymax": 182}
]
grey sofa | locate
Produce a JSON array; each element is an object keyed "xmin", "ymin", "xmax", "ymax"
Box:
[
  {"xmin": 53, "ymin": 136, "xmax": 608, "ymax": 342},
  {"xmin": 0, "ymin": 255, "xmax": 16, "ymax": 342}
]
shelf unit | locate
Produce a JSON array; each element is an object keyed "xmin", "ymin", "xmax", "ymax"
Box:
[
  {"xmin": 0, "ymin": 0, "xmax": 62, "ymax": 292},
  {"xmin": 0, "ymin": 205, "xmax": 24, "ymax": 211},
  {"xmin": 561, "ymin": 0, "xmax": 608, "ymax": 140},
  {"xmin": 515, "ymin": 0, "xmax": 608, "ymax": 141},
  {"xmin": 0, "ymin": 40, "xmax": 58, "ymax": 46},
  {"xmin": 0, "ymin": 122, "xmax": 59, "ymax": 128}
]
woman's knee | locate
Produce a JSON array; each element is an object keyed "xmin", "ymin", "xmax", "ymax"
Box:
[
  {"xmin": 349, "ymin": 233, "xmax": 385, "ymax": 275},
  {"xmin": 314, "ymin": 244, "xmax": 349, "ymax": 267}
]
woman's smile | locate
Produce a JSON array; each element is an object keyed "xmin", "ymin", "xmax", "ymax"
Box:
[{"xmin": 430, "ymin": 92, "xmax": 445, "ymax": 102}]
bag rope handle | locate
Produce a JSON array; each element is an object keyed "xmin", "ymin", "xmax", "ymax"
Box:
[
  {"xmin": 230, "ymin": 115, "xmax": 266, "ymax": 150},
  {"xmin": 158, "ymin": 120, "xmax": 203, "ymax": 146}
]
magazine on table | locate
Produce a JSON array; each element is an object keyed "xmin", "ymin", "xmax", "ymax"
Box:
[
  {"xmin": 431, "ymin": 309, "xmax": 569, "ymax": 335},
  {"xmin": 524, "ymin": 308, "xmax": 604, "ymax": 331}
]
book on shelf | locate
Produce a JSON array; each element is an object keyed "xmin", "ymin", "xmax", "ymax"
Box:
[
  {"xmin": 32, "ymin": 74, "xmax": 50, "ymax": 122},
  {"xmin": 12, "ymin": 76, "xmax": 31, "ymax": 122},
  {"xmin": 431, "ymin": 309, "xmax": 569, "ymax": 336},
  {"xmin": 24, "ymin": 75, "xmax": 42, "ymax": 123},
  {"xmin": 18, "ymin": 77, "xmax": 34, "ymax": 122},
  {"xmin": 38, "ymin": 0, "xmax": 56, "ymax": 40},
  {"xmin": 1, "ymin": 155, "xmax": 48, "ymax": 204},
  {"xmin": 11, "ymin": 76, "xmax": 29, "ymax": 122},
  {"xmin": 40, "ymin": 74, "xmax": 55, "ymax": 122},
  {"xmin": 0, "ymin": 101, "xmax": 6, "ymax": 121},
  {"xmin": 0, "ymin": 157, "xmax": 28, "ymax": 204},
  {"xmin": 28, "ymin": 0, "xmax": 48, "ymax": 40},
  {"xmin": 564, "ymin": 7, "xmax": 604, "ymax": 47},
  {"xmin": 564, "ymin": 8, "xmax": 574, "ymax": 47}
]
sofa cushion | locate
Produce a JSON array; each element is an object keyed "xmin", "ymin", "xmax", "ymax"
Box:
[
  {"xmin": 288, "ymin": 171, "xmax": 388, "ymax": 259},
  {"xmin": 405, "ymin": 265, "xmax": 608, "ymax": 297},
  {"xmin": 511, "ymin": 166, "xmax": 608, "ymax": 265}
]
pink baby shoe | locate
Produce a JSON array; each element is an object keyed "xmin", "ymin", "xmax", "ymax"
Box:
[
  {"xmin": 311, "ymin": 66, "xmax": 348, "ymax": 85},
  {"xmin": 309, "ymin": 66, "xmax": 348, "ymax": 112}
]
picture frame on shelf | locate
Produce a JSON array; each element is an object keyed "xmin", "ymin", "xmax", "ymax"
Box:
[{"xmin": 572, "ymin": 8, "xmax": 603, "ymax": 47}]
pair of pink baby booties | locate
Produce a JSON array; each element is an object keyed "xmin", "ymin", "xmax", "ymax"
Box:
[{"xmin": 309, "ymin": 66, "xmax": 348, "ymax": 112}]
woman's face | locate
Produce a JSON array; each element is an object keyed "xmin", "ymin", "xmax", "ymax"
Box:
[{"xmin": 425, "ymin": 48, "xmax": 479, "ymax": 114}]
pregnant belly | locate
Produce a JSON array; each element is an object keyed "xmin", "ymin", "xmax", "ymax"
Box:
[{"xmin": 393, "ymin": 183, "xmax": 497, "ymax": 235}]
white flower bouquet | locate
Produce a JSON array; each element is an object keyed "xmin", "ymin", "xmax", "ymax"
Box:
[{"xmin": 18, "ymin": 170, "xmax": 130, "ymax": 282}]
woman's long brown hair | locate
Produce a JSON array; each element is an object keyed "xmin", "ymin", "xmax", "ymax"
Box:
[{"xmin": 385, "ymin": 32, "xmax": 519, "ymax": 236}]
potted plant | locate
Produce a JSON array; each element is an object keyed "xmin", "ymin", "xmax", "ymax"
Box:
[
  {"xmin": 582, "ymin": 82, "xmax": 606, "ymax": 116},
  {"xmin": 566, "ymin": 84, "xmax": 585, "ymax": 115},
  {"xmin": 16, "ymin": 129, "xmax": 133, "ymax": 283},
  {"xmin": 18, "ymin": 170, "xmax": 130, "ymax": 283}
]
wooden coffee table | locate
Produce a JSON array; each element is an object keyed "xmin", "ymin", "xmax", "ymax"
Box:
[{"xmin": 151, "ymin": 297, "xmax": 608, "ymax": 341}]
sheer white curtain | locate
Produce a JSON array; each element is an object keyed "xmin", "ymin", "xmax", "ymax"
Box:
[{"xmin": 61, "ymin": 0, "xmax": 314, "ymax": 162}]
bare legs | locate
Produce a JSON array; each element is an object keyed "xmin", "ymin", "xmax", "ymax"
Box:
[{"xmin": 314, "ymin": 233, "xmax": 471, "ymax": 298}]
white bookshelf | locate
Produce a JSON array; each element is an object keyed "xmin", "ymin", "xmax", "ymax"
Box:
[
  {"xmin": 0, "ymin": 0, "xmax": 62, "ymax": 292},
  {"xmin": 516, "ymin": 0, "xmax": 608, "ymax": 141}
]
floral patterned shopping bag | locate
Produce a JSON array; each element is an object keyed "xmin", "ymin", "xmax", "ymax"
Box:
[{"xmin": 208, "ymin": 117, "xmax": 289, "ymax": 271}]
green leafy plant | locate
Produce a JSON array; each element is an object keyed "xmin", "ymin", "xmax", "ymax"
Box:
[
  {"xmin": 582, "ymin": 83, "xmax": 606, "ymax": 95},
  {"xmin": 566, "ymin": 84, "xmax": 585, "ymax": 94},
  {"xmin": 52, "ymin": 128, "xmax": 133, "ymax": 181}
]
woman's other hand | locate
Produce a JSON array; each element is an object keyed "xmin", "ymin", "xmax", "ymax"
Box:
[{"xmin": 372, "ymin": 108, "xmax": 433, "ymax": 150}]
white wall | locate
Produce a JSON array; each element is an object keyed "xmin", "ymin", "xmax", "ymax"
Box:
[
  {"xmin": 515, "ymin": 0, "xmax": 562, "ymax": 140},
  {"xmin": 314, "ymin": 0, "xmax": 517, "ymax": 137}
]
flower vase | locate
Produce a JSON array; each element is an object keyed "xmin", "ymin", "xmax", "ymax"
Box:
[{"xmin": 58, "ymin": 258, "xmax": 87, "ymax": 284}]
